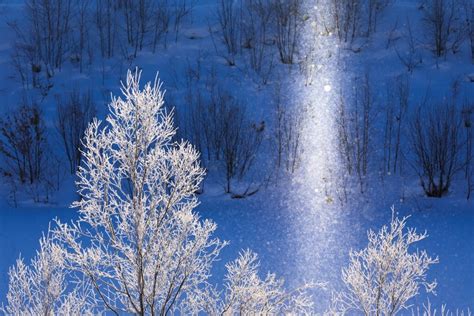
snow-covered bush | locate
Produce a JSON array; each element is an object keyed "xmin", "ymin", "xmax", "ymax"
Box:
[
  {"xmin": 330, "ymin": 208, "xmax": 439, "ymax": 315},
  {"xmin": 2, "ymin": 69, "xmax": 311, "ymax": 314}
]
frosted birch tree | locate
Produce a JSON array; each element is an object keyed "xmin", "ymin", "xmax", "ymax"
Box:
[
  {"xmin": 330, "ymin": 208, "xmax": 439, "ymax": 316},
  {"xmin": 52, "ymin": 69, "xmax": 225, "ymax": 315},
  {"xmin": 2, "ymin": 69, "xmax": 313, "ymax": 315},
  {"xmin": 219, "ymin": 250, "xmax": 314, "ymax": 315},
  {"xmin": 1, "ymin": 233, "xmax": 96, "ymax": 315}
]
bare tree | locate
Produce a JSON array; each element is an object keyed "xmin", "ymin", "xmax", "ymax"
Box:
[
  {"xmin": 273, "ymin": 0, "xmax": 303, "ymax": 64},
  {"xmin": 71, "ymin": 0, "xmax": 92, "ymax": 73},
  {"xmin": 0, "ymin": 102, "xmax": 47, "ymax": 185},
  {"xmin": 218, "ymin": 93, "xmax": 264, "ymax": 196},
  {"xmin": 274, "ymin": 86, "xmax": 304, "ymax": 174},
  {"xmin": 52, "ymin": 70, "xmax": 225, "ymax": 314},
  {"xmin": 395, "ymin": 18, "xmax": 423, "ymax": 73},
  {"xmin": 95, "ymin": 0, "xmax": 118, "ymax": 58},
  {"xmin": 121, "ymin": 0, "xmax": 155, "ymax": 57},
  {"xmin": 25, "ymin": 0, "xmax": 74, "ymax": 73},
  {"xmin": 337, "ymin": 74, "xmax": 375, "ymax": 194},
  {"xmin": 0, "ymin": 100, "xmax": 61, "ymax": 203},
  {"xmin": 409, "ymin": 102, "xmax": 464, "ymax": 197},
  {"xmin": 55, "ymin": 90, "xmax": 96, "ymax": 174},
  {"xmin": 383, "ymin": 75, "xmax": 410, "ymax": 175},
  {"xmin": 462, "ymin": 103, "xmax": 473, "ymax": 199},
  {"xmin": 422, "ymin": 0, "xmax": 466, "ymax": 58},
  {"xmin": 152, "ymin": 0, "xmax": 172, "ymax": 52},
  {"xmin": 216, "ymin": 0, "xmax": 241, "ymax": 66},
  {"xmin": 176, "ymin": 64, "xmax": 265, "ymax": 196},
  {"xmin": 173, "ymin": 0, "xmax": 195, "ymax": 42},
  {"xmin": 366, "ymin": 0, "xmax": 392, "ymax": 36},
  {"xmin": 1, "ymin": 233, "xmax": 97, "ymax": 315},
  {"xmin": 242, "ymin": 0, "xmax": 275, "ymax": 81},
  {"xmin": 330, "ymin": 0, "xmax": 362, "ymax": 44},
  {"xmin": 461, "ymin": 0, "xmax": 474, "ymax": 62}
]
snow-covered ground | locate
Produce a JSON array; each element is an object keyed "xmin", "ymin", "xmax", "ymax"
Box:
[{"xmin": 0, "ymin": 0, "xmax": 473, "ymax": 312}]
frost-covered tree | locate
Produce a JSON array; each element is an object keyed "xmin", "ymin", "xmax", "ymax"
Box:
[
  {"xmin": 1, "ymin": 233, "xmax": 96, "ymax": 315},
  {"xmin": 2, "ymin": 69, "xmax": 313, "ymax": 315},
  {"xmin": 330, "ymin": 209, "xmax": 438, "ymax": 316},
  {"xmin": 52, "ymin": 69, "xmax": 225, "ymax": 314},
  {"xmin": 412, "ymin": 300, "xmax": 472, "ymax": 316},
  {"xmin": 219, "ymin": 250, "xmax": 314, "ymax": 315}
]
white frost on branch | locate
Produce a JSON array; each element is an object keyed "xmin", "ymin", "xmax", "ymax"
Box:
[
  {"xmin": 219, "ymin": 249, "xmax": 314, "ymax": 315},
  {"xmin": 1, "ymin": 233, "xmax": 96, "ymax": 315},
  {"xmin": 52, "ymin": 69, "xmax": 226, "ymax": 315},
  {"xmin": 2, "ymin": 69, "xmax": 314, "ymax": 315},
  {"xmin": 330, "ymin": 207, "xmax": 439, "ymax": 316},
  {"xmin": 413, "ymin": 300, "xmax": 472, "ymax": 316}
]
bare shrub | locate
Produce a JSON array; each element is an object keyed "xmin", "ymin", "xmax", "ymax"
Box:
[
  {"xmin": 422, "ymin": 0, "xmax": 467, "ymax": 57},
  {"xmin": 337, "ymin": 74, "xmax": 376, "ymax": 194},
  {"xmin": 395, "ymin": 18, "xmax": 423, "ymax": 73},
  {"xmin": 216, "ymin": 0, "xmax": 241, "ymax": 66},
  {"xmin": 72, "ymin": 0, "xmax": 93, "ymax": 73},
  {"xmin": 55, "ymin": 90, "xmax": 96, "ymax": 174},
  {"xmin": 272, "ymin": 0, "xmax": 303, "ymax": 64},
  {"xmin": 220, "ymin": 97, "xmax": 264, "ymax": 196},
  {"xmin": 383, "ymin": 75, "xmax": 410, "ymax": 175},
  {"xmin": 462, "ymin": 103, "xmax": 473, "ymax": 199},
  {"xmin": 177, "ymin": 61, "xmax": 218, "ymax": 163},
  {"xmin": 8, "ymin": 20, "xmax": 41, "ymax": 89},
  {"xmin": 366, "ymin": 0, "xmax": 392, "ymax": 35},
  {"xmin": 15, "ymin": 0, "xmax": 74, "ymax": 74},
  {"xmin": 242, "ymin": 0, "xmax": 275, "ymax": 82},
  {"xmin": 122, "ymin": 0, "xmax": 146, "ymax": 56},
  {"xmin": 0, "ymin": 101, "xmax": 59, "ymax": 203},
  {"xmin": 172, "ymin": 0, "xmax": 195, "ymax": 42},
  {"xmin": 274, "ymin": 86, "xmax": 304, "ymax": 174},
  {"xmin": 188, "ymin": 83, "xmax": 265, "ymax": 195},
  {"xmin": 175, "ymin": 64, "xmax": 265, "ymax": 196},
  {"xmin": 330, "ymin": 0, "xmax": 362, "ymax": 44},
  {"xmin": 0, "ymin": 102, "xmax": 46, "ymax": 185},
  {"xmin": 461, "ymin": 0, "xmax": 474, "ymax": 62},
  {"xmin": 152, "ymin": 0, "xmax": 172, "ymax": 52},
  {"xmin": 409, "ymin": 102, "xmax": 464, "ymax": 197},
  {"xmin": 95, "ymin": 0, "xmax": 118, "ymax": 58}
]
